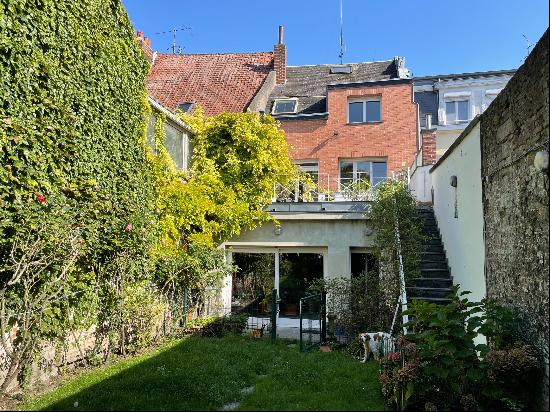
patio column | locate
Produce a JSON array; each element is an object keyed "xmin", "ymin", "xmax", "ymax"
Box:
[
  {"xmin": 274, "ymin": 249, "xmax": 280, "ymax": 292},
  {"xmin": 222, "ymin": 248, "xmax": 233, "ymax": 315}
]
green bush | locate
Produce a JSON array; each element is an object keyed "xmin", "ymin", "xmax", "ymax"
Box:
[
  {"xmin": 183, "ymin": 314, "xmax": 248, "ymax": 338},
  {"xmin": 379, "ymin": 286, "xmax": 541, "ymax": 411}
]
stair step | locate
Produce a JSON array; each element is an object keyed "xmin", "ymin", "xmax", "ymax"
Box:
[
  {"xmin": 409, "ymin": 296, "xmax": 453, "ymax": 305},
  {"xmin": 407, "ymin": 286, "xmax": 454, "ymax": 299},
  {"xmin": 409, "ymin": 277, "xmax": 453, "ymax": 288},
  {"xmin": 423, "ymin": 244, "xmax": 444, "ymax": 252},
  {"xmin": 420, "ymin": 268, "xmax": 451, "ymax": 278},
  {"xmin": 421, "ymin": 252, "xmax": 447, "ymax": 261},
  {"xmin": 420, "ymin": 261, "xmax": 449, "ymax": 270}
]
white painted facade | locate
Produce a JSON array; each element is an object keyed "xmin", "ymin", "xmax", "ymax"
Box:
[
  {"xmin": 433, "ymin": 75, "xmax": 512, "ymax": 158},
  {"xmin": 220, "ymin": 204, "xmax": 374, "ymax": 313},
  {"xmin": 410, "ymin": 72, "xmax": 513, "ymax": 203},
  {"xmin": 430, "ymin": 121, "xmax": 485, "ymax": 303}
]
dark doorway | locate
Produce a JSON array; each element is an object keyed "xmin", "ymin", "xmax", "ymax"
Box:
[
  {"xmin": 231, "ymin": 253, "xmax": 274, "ymax": 315},
  {"xmin": 351, "ymin": 252, "xmax": 378, "ymax": 278},
  {"xmin": 279, "ymin": 253, "xmax": 324, "ymax": 317}
]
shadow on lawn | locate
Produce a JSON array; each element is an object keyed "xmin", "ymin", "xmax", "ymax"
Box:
[
  {"xmin": 39, "ymin": 336, "xmax": 268, "ymax": 411},
  {"xmin": 34, "ymin": 335, "xmax": 386, "ymax": 411}
]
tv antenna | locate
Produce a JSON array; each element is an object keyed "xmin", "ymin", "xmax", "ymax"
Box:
[
  {"xmin": 338, "ymin": 0, "xmax": 345, "ymax": 64},
  {"xmin": 155, "ymin": 26, "xmax": 191, "ymax": 54},
  {"xmin": 522, "ymin": 34, "xmax": 532, "ymax": 60}
]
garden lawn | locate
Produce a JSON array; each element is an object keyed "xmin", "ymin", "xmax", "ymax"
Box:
[{"xmin": 22, "ymin": 335, "xmax": 386, "ymax": 411}]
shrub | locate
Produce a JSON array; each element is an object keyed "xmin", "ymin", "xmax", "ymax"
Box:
[
  {"xmin": 379, "ymin": 287, "xmax": 541, "ymax": 411},
  {"xmin": 183, "ymin": 314, "xmax": 248, "ymax": 338}
]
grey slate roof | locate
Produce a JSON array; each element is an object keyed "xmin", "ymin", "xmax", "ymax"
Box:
[
  {"xmin": 414, "ymin": 91, "xmax": 439, "ymax": 127},
  {"xmin": 266, "ymin": 60, "xmax": 399, "ymax": 116}
]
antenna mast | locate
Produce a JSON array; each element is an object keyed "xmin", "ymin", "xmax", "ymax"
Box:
[
  {"xmin": 155, "ymin": 27, "xmax": 191, "ymax": 54},
  {"xmin": 339, "ymin": 0, "xmax": 345, "ymax": 64}
]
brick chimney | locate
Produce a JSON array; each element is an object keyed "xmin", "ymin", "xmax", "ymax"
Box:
[
  {"xmin": 136, "ymin": 30, "xmax": 155, "ymax": 64},
  {"xmin": 274, "ymin": 26, "xmax": 286, "ymax": 84}
]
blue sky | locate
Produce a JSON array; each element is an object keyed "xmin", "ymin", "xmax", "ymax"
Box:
[{"xmin": 123, "ymin": 0, "xmax": 548, "ymax": 76}]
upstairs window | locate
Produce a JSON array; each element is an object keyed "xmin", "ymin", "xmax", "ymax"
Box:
[
  {"xmin": 348, "ymin": 97, "xmax": 381, "ymax": 123},
  {"xmin": 272, "ymin": 98, "xmax": 298, "ymax": 114},
  {"xmin": 445, "ymin": 100, "xmax": 469, "ymax": 123},
  {"xmin": 339, "ymin": 159, "xmax": 387, "ymax": 190}
]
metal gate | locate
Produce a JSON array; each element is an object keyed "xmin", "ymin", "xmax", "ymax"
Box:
[{"xmin": 299, "ymin": 292, "xmax": 326, "ymax": 351}]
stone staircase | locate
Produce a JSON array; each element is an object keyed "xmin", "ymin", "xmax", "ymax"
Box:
[{"xmin": 406, "ymin": 206, "xmax": 453, "ymax": 305}]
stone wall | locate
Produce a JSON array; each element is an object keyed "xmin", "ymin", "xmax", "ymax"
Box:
[{"xmin": 480, "ymin": 29, "xmax": 549, "ymax": 409}]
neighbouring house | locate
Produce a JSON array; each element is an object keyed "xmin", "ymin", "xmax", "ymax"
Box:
[
  {"xmin": 410, "ymin": 69, "xmax": 515, "ymax": 202},
  {"xmin": 429, "ymin": 29, "xmax": 548, "ymax": 409},
  {"xmin": 147, "ymin": 96, "xmax": 193, "ymax": 171}
]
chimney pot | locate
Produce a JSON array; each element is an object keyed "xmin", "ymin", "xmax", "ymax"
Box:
[
  {"xmin": 137, "ymin": 30, "xmax": 143, "ymax": 40},
  {"xmin": 278, "ymin": 25, "xmax": 284, "ymax": 44}
]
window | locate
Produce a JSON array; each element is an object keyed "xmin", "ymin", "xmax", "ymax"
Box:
[
  {"xmin": 178, "ymin": 102, "xmax": 195, "ymax": 113},
  {"xmin": 445, "ymin": 100, "xmax": 469, "ymax": 123},
  {"xmin": 348, "ymin": 97, "xmax": 381, "ymax": 123},
  {"xmin": 339, "ymin": 159, "xmax": 387, "ymax": 190},
  {"xmin": 164, "ymin": 123, "xmax": 186, "ymax": 170},
  {"xmin": 272, "ymin": 99, "xmax": 297, "ymax": 114}
]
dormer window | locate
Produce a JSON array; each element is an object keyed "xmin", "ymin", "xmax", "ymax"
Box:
[
  {"xmin": 178, "ymin": 102, "xmax": 195, "ymax": 113},
  {"xmin": 272, "ymin": 98, "xmax": 298, "ymax": 114}
]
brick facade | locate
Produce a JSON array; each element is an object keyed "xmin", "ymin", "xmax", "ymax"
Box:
[
  {"xmin": 421, "ymin": 129, "xmax": 437, "ymax": 165},
  {"xmin": 481, "ymin": 29, "xmax": 549, "ymax": 410},
  {"xmin": 279, "ymin": 82, "xmax": 417, "ymax": 189}
]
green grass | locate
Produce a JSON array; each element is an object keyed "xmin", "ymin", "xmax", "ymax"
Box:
[{"xmin": 22, "ymin": 335, "xmax": 386, "ymax": 411}]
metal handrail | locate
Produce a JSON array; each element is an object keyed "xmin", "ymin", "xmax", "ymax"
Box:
[{"xmin": 392, "ymin": 187, "xmax": 409, "ymax": 335}]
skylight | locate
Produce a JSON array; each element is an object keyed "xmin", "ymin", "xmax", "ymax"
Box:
[
  {"xmin": 272, "ymin": 98, "xmax": 298, "ymax": 114},
  {"xmin": 330, "ymin": 65, "xmax": 353, "ymax": 74}
]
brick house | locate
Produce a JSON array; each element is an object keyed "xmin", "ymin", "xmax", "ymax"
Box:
[{"xmin": 262, "ymin": 28, "xmax": 417, "ymax": 197}]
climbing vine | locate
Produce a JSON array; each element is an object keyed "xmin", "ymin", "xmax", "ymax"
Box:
[{"xmin": 368, "ymin": 179, "xmax": 423, "ymax": 329}]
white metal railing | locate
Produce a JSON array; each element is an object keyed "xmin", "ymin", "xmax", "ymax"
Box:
[
  {"xmin": 392, "ymin": 186, "xmax": 409, "ymax": 335},
  {"xmin": 272, "ymin": 173, "xmax": 383, "ymax": 203}
]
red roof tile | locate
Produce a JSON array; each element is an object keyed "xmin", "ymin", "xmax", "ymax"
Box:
[{"xmin": 146, "ymin": 52, "xmax": 274, "ymax": 116}]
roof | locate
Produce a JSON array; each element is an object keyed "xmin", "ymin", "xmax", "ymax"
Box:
[
  {"xmin": 266, "ymin": 60, "xmax": 401, "ymax": 116},
  {"xmin": 413, "ymin": 69, "xmax": 516, "ymax": 82},
  {"xmin": 146, "ymin": 52, "xmax": 274, "ymax": 116}
]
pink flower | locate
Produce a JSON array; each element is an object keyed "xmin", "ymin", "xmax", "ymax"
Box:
[
  {"xmin": 36, "ymin": 194, "xmax": 46, "ymax": 204},
  {"xmin": 124, "ymin": 223, "xmax": 133, "ymax": 232},
  {"xmin": 387, "ymin": 351, "xmax": 401, "ymax": 362}
]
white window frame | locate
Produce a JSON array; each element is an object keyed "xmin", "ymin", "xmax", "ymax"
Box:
[
  {"xmin": 272, "ymin": 98, "xmax": 298, "ymax": 115},
  {"xmin": 347, "ymin": 96, "xmax": 382, "ymax": 124},
  {"xmin": 338, "ymin": 158, "xmax": 387, "ymax": 190},
  {"xmin": 444, "ymin": 99, "xmax": 470, "ymax": 125}
]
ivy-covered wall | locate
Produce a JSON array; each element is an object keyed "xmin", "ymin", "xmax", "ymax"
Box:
[{"xmin": 0, "ymin": 0, "xmax": 153, "ymax": 254}]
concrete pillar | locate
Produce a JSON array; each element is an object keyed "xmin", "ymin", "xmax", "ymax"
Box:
[
  {"xmin": 325, "ymin": 246, "xmax": 351, "ymax": 280},
  {"xmin": 222, "ymin": 248, "xmax": 233, "ymax": 315}
]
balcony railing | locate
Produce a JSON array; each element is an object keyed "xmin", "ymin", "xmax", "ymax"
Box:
[{"xmin": 273, "ymin": 173, "xmax": 379, "ymax": 203}]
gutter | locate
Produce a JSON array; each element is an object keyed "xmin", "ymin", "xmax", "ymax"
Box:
[{"xmin": 148, "ymin": 96, "xmax": 194, "ymax": 134}]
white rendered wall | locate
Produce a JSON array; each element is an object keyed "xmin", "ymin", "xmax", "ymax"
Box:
[
  {"xmin": 409, "ymin": 165, "xmax": 433, "ymax": 203},
  {"xmin": 431, "ymin": 123, "xmax": 485, "ymax": 303}
]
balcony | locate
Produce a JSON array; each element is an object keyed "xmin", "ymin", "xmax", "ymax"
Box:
[{"xmin": 272, "ymin": 173, "xmax": 379, "ymax": 203}]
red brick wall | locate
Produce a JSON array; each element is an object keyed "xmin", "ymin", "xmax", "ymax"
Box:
[
  {"xmin": 421, "ymin": 129, "xmax": 437, "ymax": 165},
  {"xmin": 274, "ymin": 44, "xmax": 286, "ymax": 84},
  {"xmin": 279, "ymin": 83, "xmax": 417, "ymax": 190}
]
